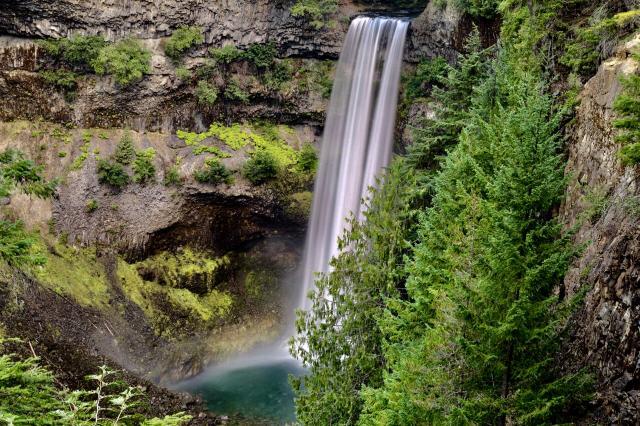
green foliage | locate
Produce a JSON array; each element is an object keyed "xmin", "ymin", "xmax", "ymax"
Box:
[
  {"xmin": 60, "ymin": 35, "xmax": 108, "ymax": 66},
  {"xmin": 194, "ymin": 158, "xmax": 232, "ymax": 185},
  {"xmin": 407, "ymin": 29, "xmax": 492, "ymax": 173},
  {"xmin": 164, "ymin": 165, "xmax": 182, "ymax": 186},
  {"xmin": 614, "ymin": 73, "xmax": 640, "ymax": 165},
  {"xmin": 404, "ymin": 57, "xmax": 447, "ymax": 101},
  {"xmin": 114, "ymin": 132, "xmax": 135, "ymax": 165},
  {"xmin": 38, "ymin": 35, "xmax": 107, "ymax": 69},
  {"xmin": 0, "ymin": 148, "xmax": 57, "ymax": 199},
  {"xmin": 0, "ymin": 220, "xmax": 45, "ymax": 266},
  {"xmin": 0, "ymin": 353, "xmax": 192, "ymax": 425},
  {"xmin": 291, "ymin": 0, "xmax": 339, "ymax": 29},
  {"xmin": 174, "ymin": 67, "xmax": 192, "ymax": 81},
  {"xmin": 209, "ymin": 45, "xmax": 243, "ymax": 64},
  {"xmin": 70, "ymin": 141, "xmax": 90, "ymax": 170},
  {"xmin": 224, "ymin": 78, "xmax": 250, "ymax": 103},
  {"xmin": 293, "ymin": 47, "xmax": 593, "ymax": 426},
  {"xmin": 92, "ymin": 38, "xmax": 151, "ymax": 85},
  {"xmin": 85, "ymin": 199, "xmax": 99, "ymax": 213},
  {"xmin": 39, "ymin": 69, "xmax": 78, "ymax": 90},
  {"xmin": 97, "ymin": 159, "xmax": 129, "ymax": 189},
  {"xmin": 136, "ymin": 248, "xmax": 230, "ymax": 295},
  {"xmin": 195, "ymin": 80, "xmax": 218, "ymax": 106},
  {"xmin": 243, "ymin": 150, "xmax": 278, "ymax": 185},
  {"xmin": 454, "ymin": 0, "xmax": 499, "ymax": 18},
  {"xmin": 291, "ymin": 164, "xmax": 411, "ymax": 425},
  {"xmin": 263, "ymin": 60, "xmax": 293, "ymax": 90},
  {"xmin": 242, "ymin": 43, "xmax": 277, "ymax": 69},
  {"xmin": 297, "ymin": 143, "xmax": 318, "ymax": 172},
  {"xmin": 132, "ymin": 148, "xmax": 156, "ymax": 184},
  {"xmin": 164, "ymin": 26, "xmax": 204, "ymax": 60}
]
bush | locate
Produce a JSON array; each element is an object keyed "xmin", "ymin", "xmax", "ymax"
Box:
[
  {"xmin": 39, "ymin": 69, "xmax": 78, "ymax": 90},
  {"xmin": 194, "ymin": 158, "xmax": 232, "ymax": 185},
  {"xmin": 243, "ymin": 43, "xmax": 277, "ymax": 68},
  {"xmin": 0, "ymin": 149, "xmax": 57, "ymax": 198},
  {"xmin": 132, "ymin": 148, "xmax": 156, "ymax": 184},
  {"xmin": 164, "ymin": 165, "xmax": 182, "ymax": 185},
  {"xmin": 224, "ymin": 78, "xmax": 250, "ymax": 103},
  {"xmin": 243, "ymin": 150, "xmax": 278, "ymax": 184},
  {"xmin": 85, "ymin": 199, "xmax": 99, "ymax": 213},
  {"xmin": 0, "ymin": 220, "xmax": 45, "ymax": 266},
  {"xmin": 195, "ymin": 80, "xmax": 218, "ymax": 106},
  {"xmin": 291, "ymin": 0, "xmax": 339, "ymax": 29},
  {"xmin": 297, "ymin": 143, "xmax": 318, "ymax": 172},
  {"xmin": 114, "ymin": 132, "xmax": 135, "ymax": 165},
  {"xmin": 209, "ymin": 45, "xmax": 243, "ymax": 64},
  {"xmin": 175, "ymin": 67, "xmax": 192, "ymax": 81},
  {"xmin": 164, "ymin": 26, "xmax": 204, "ymax": 60},
  {"xmin": 195, "ymin": 59, "xmax": 218, "ymax": 79},
  {"xmin": 97, "ymin": 159, "xmax": 129, "ymax": 189},
  {"xmin": 0, "ymin": 355, "xmax": 192, "ymax": 425},
  {"xmin": 614, "ymin": 73, "xmax": 640, "ymax": 165},
  {"xmin": 61, "ymin": 35, "xmax": 108, "ymax": 66},
  {"xmin": 92, "ymin": 38, "xmax": 151, "ymax": 85}
]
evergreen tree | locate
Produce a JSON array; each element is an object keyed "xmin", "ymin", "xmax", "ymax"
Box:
[{"xmin": 290, "ymin": 164, "xmax": 413, "ymax": 426}]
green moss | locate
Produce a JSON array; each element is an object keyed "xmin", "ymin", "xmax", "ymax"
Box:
[
  {"xmin": 117, "ymin": 255, "xmax": 233, "ymax": 338},
  {"xmin": 286, "ymin": 191, "xmax": 313, "ymax": 219},
  {"xmin": 175, "ymin": 67, "xmax": 192, "ymax": 81},
  {"xmin": 31, "ymin": 240, "xmax": 111, "ymax": 309},
  {"xmin": 85, "ymin": 199, "xmax": 99, "ymax": 213}
]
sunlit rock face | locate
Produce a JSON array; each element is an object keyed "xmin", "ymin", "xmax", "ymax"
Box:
[{"xmin": 560, "ymin": 34, "xmax": 640, "ymax": 424}]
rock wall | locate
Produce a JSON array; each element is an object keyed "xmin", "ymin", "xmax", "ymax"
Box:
[{"xmin": 560, "ymin": 35, "xmax": 640, "ymax": 424}]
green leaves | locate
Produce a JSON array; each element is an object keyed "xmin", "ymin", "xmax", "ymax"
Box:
[
  {"xmin": 92, "ymin": 38, "xmax": 151, "ymax": 86},
  {"xmin": 164, "ymin": 26, "xmax": 204, "ymax": 61},
  {"xmin": 614, "ymin": 73, "xmax": 640, "ymax": 165},
  {"xmin": 0, "ymin": 355, "xmax": 192, "ymax": 425}
]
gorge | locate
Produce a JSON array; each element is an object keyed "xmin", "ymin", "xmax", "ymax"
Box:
[{"xmin": 0, "ymin": 1, "xmax": 639, "ymax": 425}]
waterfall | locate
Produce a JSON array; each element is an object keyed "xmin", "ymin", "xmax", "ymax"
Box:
[{"xmin": 298, "ymin": 17, "xmax": 409, "ymax": 311}]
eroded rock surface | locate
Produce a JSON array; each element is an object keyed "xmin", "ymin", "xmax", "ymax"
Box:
[{"xmin": 560, "ymin": 35, "xmax": 640, "ymax": 424}]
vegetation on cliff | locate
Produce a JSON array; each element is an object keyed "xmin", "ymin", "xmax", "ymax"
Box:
[{"xmin": 290, "ymin": 2, "xmax": 611, "ymax": 424}]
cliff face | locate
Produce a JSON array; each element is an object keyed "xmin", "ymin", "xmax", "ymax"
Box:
[
  {"xmin": 0, "ymin": 0, "xmax": 466, "ymax": 132},
  {"xmin": 561, "ymin": 35, "xmax": 640, "ymax": 424}
]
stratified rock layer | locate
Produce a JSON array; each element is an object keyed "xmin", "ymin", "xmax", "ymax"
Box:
[{"xmin": 561, "ymin": 35, "xmax": 640, "ymax": 424}]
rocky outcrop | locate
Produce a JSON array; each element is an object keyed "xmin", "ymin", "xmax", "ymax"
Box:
[{"xmin": 560, "ymin": 35, "xmax": 640, "ymax": 424}]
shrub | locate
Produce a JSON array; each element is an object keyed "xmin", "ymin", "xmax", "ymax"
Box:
[
  {"xmin": 209, "ymin": 45, "xmax": 243, "ymax": 64},
  {"xmin": 614, "ymin": 73, "xmax": 640, "ymax": 165},
  {"xmin": 85, "ymin": 199, "xmax": 99, "ymax": 213},
  {"xmin": 404, "ymin": 57, "xmax": 448, "ymax": 100},
  {"xmin": 243, "ymin": 150, "xmax": 278, "ymax": 184},
  {"xmin": 92, "ymin": 38, "xmax": 151, "ymax": 85},
  {"xmin": 164, "ymin": 26, "xmax": 204, "ymax": 60},
  {"xmin": 0, "ymin": 220, "xmax": 45, "ymax": 266},
  {"xmin": 195, "ymin": 59, "xmax": 218, "ymax": 79},
  {"xmin": 195, "ymin": 80, "xmax": 218, "ymax": 106},
  {"xmin": 291, "ymin": 0, "xmax": 339, "ymax": 29},
  {"xmin": 194, "ymin": 158, "xmax": 232, "ymax": 185},
  {"xmin": 132, "ymin": 148, "xmax": 156, "ymax": 184},
  {"xmin": 61, "ymin": 35, "xmax": 107, "ymax": 66},
  {"xmin": 0, "ymin": 355, "xmax": 192, "ymax": 425},
  {"xmin": 114, "ymin": 132, "xmax": 135, "ymax": 165},
  {"xmin": 224, "ymin": 78, "xmax": 250, "ymax": 103},
  {"xmin": 175, "ymin": 66, "xmax": 192, "ymax": 81},
  {"xmin": 97, "ymin": 159, "xmax": 129, "ymax": 189},
  {"xmin": 0, "ymin": 149, "xmax": 57, "ymax": 198},
  {"xmin": 264, "ymin": 60, "xmax": 293, "ymax": 90},
  {"xmin": 297, "ymin": 143, "xmax": 318, "ymax": 172},
  {"xmin": 39, "ymin": 69, "xmax": 78, "ymax": 90},
  {"xmin": 243, "ymin": 43, "xmax": 277, "ymax": 68},
  {"xmin": 164, "ymin": 165, "xmax": 182, "ymax": 185}
]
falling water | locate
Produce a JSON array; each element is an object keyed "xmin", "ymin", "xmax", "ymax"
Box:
[
  {"xmin": 179, "ymin": 17, "xmax": 409, "ymax": 424},
  {"xmin": 299, "ymin": 17, "xmax": 409, "ymax": 311}
]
